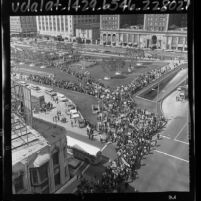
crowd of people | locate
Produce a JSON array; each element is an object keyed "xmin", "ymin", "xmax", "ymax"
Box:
[{"xmin": 12, "ymin": 48, "xmax": 183, "ymax": 193}]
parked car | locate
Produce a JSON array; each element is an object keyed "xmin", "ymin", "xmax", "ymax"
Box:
[{"xmin": 78, "ymin": 119, "xmax": 86, "ymax": 128}]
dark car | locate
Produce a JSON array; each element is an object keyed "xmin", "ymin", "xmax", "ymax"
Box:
[{"xmin": 78, "ymin": 119, "xmax": 86, "ymax": 128}]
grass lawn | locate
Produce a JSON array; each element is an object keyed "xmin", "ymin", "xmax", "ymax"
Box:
[
  {"xmin": 70, "ymin": 61, "xmax": 168, "ymax": 89},
  {"xmin": 14, "ymin": 63, "xmax": 79, "ymax": 83}
]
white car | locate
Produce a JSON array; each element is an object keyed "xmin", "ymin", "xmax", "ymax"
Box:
[
  {"xmin": 59, "ymin": 97, "xmax": 68, "ymax": 102},
  {"xmin": 57, "ymin": 93, "xmax": 68, "ymax": 101},
  {"xmin": 57, "ymin": 93, "xmax": 65, "ymax": 98}
]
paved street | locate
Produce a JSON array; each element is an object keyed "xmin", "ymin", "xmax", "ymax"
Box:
[
  {"xmin": 132, "ymin": 87, "xmax": 189, "ymax": 192},
  {"xmin": 17, "ymin": 61, "xmax": 189, "ymax": 193}
]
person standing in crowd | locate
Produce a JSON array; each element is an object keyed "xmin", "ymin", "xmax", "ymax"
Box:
[{"xmin": 157, "ymin": 133, "xmax": 160, "ymax": 140}]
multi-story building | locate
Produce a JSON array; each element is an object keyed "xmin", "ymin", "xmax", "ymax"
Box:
[
  {"xmin": 168, "ymin": 14, "xmax": 187, "ymax": 30},
  {"xmin": 75, "ymin": 23, "xmax": 100, "ymax": 44},
  {"xmin": 12, "ymin": 114, "xmax": 70, "ymax": 194},
  {"xmin": 11, "ymin": 81, "xmax": 70, "ymax": 194},
  {"xmin": 100, "ymin": 14, "xmax": 187, "ymax": 51},
  {"xmin": 144, "ymin": 14, "xmax": 169, "ymax": 32},
  {"xmin": 36, "ymin": 15, "xmax": 100, "ymax": 41},
  {"xmin": 10, "ymin": 16, "xmax": 37, "ymax": 37}
]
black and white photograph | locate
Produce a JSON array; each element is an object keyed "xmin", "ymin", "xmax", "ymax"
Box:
[
  {"xmin": 9, "ymin": 13, "xmax": 190, "ymax": 194},
  {"xmin": 2, "ymin": 0, "xmax": 195, "ymax": 199}
]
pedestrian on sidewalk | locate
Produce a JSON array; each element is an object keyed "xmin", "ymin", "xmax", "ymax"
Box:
[
  {"xmin": 157, "ymin": 133, "xmax": 160, "ymax": 140},
  {"xmin": 100, "ymin": 134, "xmax": 103, "ymax": 143}
]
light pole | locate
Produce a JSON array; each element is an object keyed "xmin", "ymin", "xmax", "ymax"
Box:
[{"xmin": 152, "ymin": 83, "xmax": 159, "ymax": 116}]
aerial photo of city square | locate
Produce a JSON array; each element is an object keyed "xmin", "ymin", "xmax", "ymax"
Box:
[{"xmin": 10, "ymin": 14, "xmax": 189, "ymax": 194}]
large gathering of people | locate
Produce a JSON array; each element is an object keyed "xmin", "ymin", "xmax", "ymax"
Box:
[{"xmin": 11, "ymin": 44, "xmax": 184, "ymax": 193}]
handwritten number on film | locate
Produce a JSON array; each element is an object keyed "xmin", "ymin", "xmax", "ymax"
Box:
[{"xmin": 11, "ymin": 0, "xmax": 189, "ymax": 13}]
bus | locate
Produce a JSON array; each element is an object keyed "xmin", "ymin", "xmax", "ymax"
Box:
[{"xmin": 66, "ymin": 136, "xmax": 103, "ymax": 165}]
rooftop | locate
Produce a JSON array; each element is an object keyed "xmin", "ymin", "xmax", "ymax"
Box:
[{"xmin": 12, "ymin": 113, "xmax": 49, "ymax": 166}]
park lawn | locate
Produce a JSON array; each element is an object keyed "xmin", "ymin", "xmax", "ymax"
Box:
[
  {"xmin": 14, "ymin": 63, "xmax": 79, "ymax": 83},
  {"xmin": 70, "ymin": 61, "xmax": 168, "ymax": 89}
]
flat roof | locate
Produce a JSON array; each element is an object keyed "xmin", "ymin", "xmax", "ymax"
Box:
[
  {"xmin": 12, "ymin": 114, "xmax": 48, "ymax": 166},
  {"xmin": 32, "ymin": 118, "xmax": 67, "ymax": 144}
]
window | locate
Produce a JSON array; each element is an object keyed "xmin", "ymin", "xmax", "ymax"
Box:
[
  {"xmin": 30, "ymin": 168, "xmax": 38, "ymax": 185},
  {"xmin": 63, "ymin": 146, "xmax": 67, "ymax": 158},
  {"xmin": 65, "ymin": 166, "xmax": 68, "ymax": 177},
  {"xmin": 14, "ymin": 174, "xmax": 24, "ymax": 193},
  {"xmin": 38, "ymin": 163, "xmax": 48, "ymax": 182},
  {"xmin": 54, "ymin": 172, "xmax": 60, "ymax": 186},
  {"xmin": 57, "ymin": 17, "xmax": 60, "ymax": 31},
  {"xmin": 30, "ymin": 162, "xmax": 49, "ymax": 188},
  {"xmin": 178, "ymin": 37, "xmax": 184, "ymax": 44},
  {"xmin": 53, "ymin": 151, "xmax": 59, "ymax": 166}
]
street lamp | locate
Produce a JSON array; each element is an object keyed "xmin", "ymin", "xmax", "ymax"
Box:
[{"xmin": 151, "ymin": 83, "xmax": 160, "ymax": 116}]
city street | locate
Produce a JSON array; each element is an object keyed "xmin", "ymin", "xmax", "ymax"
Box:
[
  {"xmin": 9, "ymin": 14, "xmax": 190, "ymax": 195},
  {"xmin": 81, "ymin": 73, "xmax": 189, "ymax": 192}
]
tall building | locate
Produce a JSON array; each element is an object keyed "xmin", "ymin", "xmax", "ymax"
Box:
[
  {"xmin": 168, "ymin": 14, "xmax": 187, "ymax": 30},
  {"xmin": 36, "ymin": 15, "xmax": 100, "ymax": 41},
  {"xmin": 75, "ymin": 23, "xmax": 100, "ymax": 44},
  {"xmin": 10, "ymin": 16, "xmax": 37, "ymax": 37},
  {"xmin": 144, "ymin": 14, "xmax": 169, "ymax": 32},
  {"xmin": 120, "ymin": 14, "xmax": 144, "ymax": 29},
  {"xmin": 11, "ymin": 80, "xmax": 70, "ymax": 194},
  {"xmin": 100, "ymin": 15, "xmax": 120, "ymax": 30},
  {"xmin": 100, "ymin": 14, "xmax": 187, "ymax": 51}
]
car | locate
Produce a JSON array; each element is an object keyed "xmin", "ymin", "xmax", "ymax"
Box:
[
  {"xmin": 59, "ymin": 96, "xmax": 68, "ymax": 102},
  {"xmin": 78, "ymin": 119, "xmax": 86, "ymax": 128},
  {"xmin": 49, "ymin": 91, "xmax": 57, "ymax": 96},
  {"xmin": 30, "ymin": 85, "xmax": 40, "ymax": 91},
  {"xmin": 57, "ymin": 93, "xmax": 65, "ymax": 98}
]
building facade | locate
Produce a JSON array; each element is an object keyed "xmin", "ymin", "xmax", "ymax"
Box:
[
  {"xmin": 10, "ymin": 16, "xmax": 37, "ymax": 37},
  {"xmin": 12, "ymin": 117, "xmax": 70, "ymax": 194},
  {"xmin": 75, "ymin": 24, "xmax": 100, "ymax": 44},
  {"xmin": 36, "ymin": 15, "xmax": 100, "ymax": 41},
  {"xmin": 11, "ymin": 79, "xmax": 70, "ymax": 195},
  {"xmin": 100, "ymin": 14, "xmax": 187, "ymax": 51}
]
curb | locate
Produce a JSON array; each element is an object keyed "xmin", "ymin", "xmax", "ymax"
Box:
[{"xmin": 159, "ymin": 77, "xmax": 187, "ymax": 118}]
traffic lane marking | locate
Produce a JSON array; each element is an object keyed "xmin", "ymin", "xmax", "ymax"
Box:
[
  {"xmin": 161, "ymin": 117, "xmax": 187, "ymax": 139},
  {"xmin": 154, "ymin": 150, "xmax": 189, "ymax": 163},
  {"xmin": 174, "ymin": 123, "xmax": 188, "ymax": 140},
  {"xmin": 174, "ymin": 139, "xmax": 189, "ymax": 145}
]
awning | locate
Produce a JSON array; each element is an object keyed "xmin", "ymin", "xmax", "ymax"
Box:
[{"xmin": 33, "ymin": 153, "xmax": 50, "ymax": 167}]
